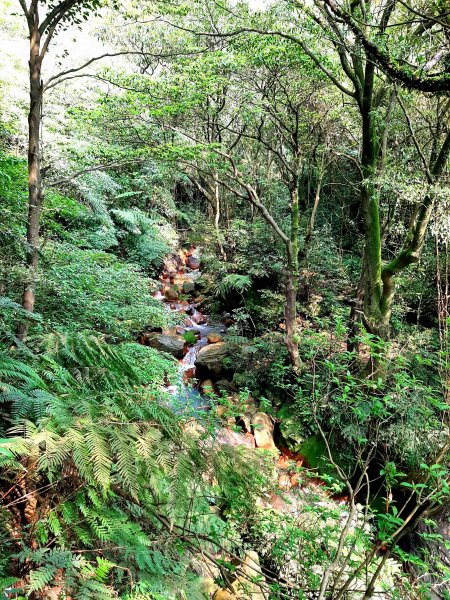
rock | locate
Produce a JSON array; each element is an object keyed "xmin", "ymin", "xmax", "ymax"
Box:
[
  {"xmin": 278, "ymin": 473, "xmax": 292, "ymax": 490},
  {"xmin": 232, "ymin": 551, "xmax": 268, "ymax": 599},
  {"xmin": 195, "ymin": 342, "xmax": 228, "ymax": 377},
  {"xmin": 141, "ymin": 333, "xmax": 185, "ymax": 358},
  {"xmin": 216, "ymin": 379, "xmax": 237, "ymax": 393},
  {"xmin": 183, "ymin": 279, "xmax": 195, "ymax": 294},
  {"xmin": 238, "ymin": 414, "xmax": 252, "ymax": 433},
  {"xmin": 213, "ymin": 590, "xmax": 236, "ymax": 600},
  {"xmin": 200, "ymin": 577, "xmax": 219, "ymax": 597},
  {"xmin": 191, "ymin": 310, "xmax": 207, "ymax": 325},
  {"xmin": 163, "ymin": 259, "xmax": 178, "ymax": 275},
  {"xmin": 216, "ymin": 428, "xmax": 256, "ymax": 449},
  {"xmin": 183, "ymin": 367, "xmax": 195, "ymax": 381},
  {"xmin": 177, "ymin": 299, "xmax": 190, "ymax": 310},
  {"xmin": 216, "ymin": 405, "xmax": 228, "ymax": 419},
  {"xmin": 207, "ymin": 332, "xmax": 222, "ymax": 344},
  {"xmin": 251, "ymin": 412, "xmax": 277, "ymax": 451},
  {"xmin": 200, "ymin": 379, "xmax": 215, "ymax": 394},
  {"xmin": 164, "ymin": 287, "xmax": 179, "ymax": 301},
  {"xmin": 187, "ymin": 256, "xmax": 200, "ymax": 270}
]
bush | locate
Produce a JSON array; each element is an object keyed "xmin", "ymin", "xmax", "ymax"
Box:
[{"xmin": 36, "ymin": 243, "xmax": 170, "ymax": 341}]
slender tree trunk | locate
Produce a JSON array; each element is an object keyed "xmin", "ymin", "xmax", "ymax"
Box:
[
  {"xmin": 358, "ymin": 63, "xmax": 387, "ymax": 338},
  {"xmin": 17, "ymin": 19, "xmax": 44, "ymax": 341},
  {"xmin": 285, "ymin": 187, "xmax": 301, "ymax": 370},
  {"xmin": 213, "ymin": 175, "xmax": 227, "ymax": 261}
]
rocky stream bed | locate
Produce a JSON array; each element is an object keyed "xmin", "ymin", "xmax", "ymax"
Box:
[{"xmin": 138, "ymin": 247, "xmax": 403, "ymax": 599}]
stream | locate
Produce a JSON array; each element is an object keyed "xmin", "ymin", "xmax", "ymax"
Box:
[
  {"xmin": 153, "ymin": 246, "xmax": 225, "ymax": 410},
  {"xmin": 148, "ymin": 246, "xmax": 314, "ymax": 484}
]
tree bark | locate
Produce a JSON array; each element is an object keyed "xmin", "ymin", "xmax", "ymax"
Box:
[
  {"xmin": 359, "ymin": 67, "xmax": 386, "ymax": 338},
  {"xmin": 285, "ymin": 187, "xmax": 301, "ymax": 370},
  {"xmin": 17, "ymin": 13, "xmax": 44, "ymax": 341}
]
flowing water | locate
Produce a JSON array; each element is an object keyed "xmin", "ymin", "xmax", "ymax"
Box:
[{"xmin": 154, "ymin": 247, "xmax": 224, "ymax": 411}]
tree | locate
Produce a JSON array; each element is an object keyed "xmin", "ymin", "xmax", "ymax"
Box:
[
  {"xmin": 16, "ymin": 0, "xmax": 104, "ymax": 340},
  {"xmin": 176, "ymin": 0, "xmax": 450, "ymax": 346}
]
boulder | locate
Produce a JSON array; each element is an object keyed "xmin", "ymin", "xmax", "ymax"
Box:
[
  {"xmin": 183, "ymin": 279, "xmax": 196, "ymax": 294},
  {"xmin": 251, "ymin": 412, "xmax": 277, "ymax": 451},
  {"xmin": 164, "ymin": 287, "xmax": 179, "ymax": 301},
  {"xmin": 207, "ymin": 332, "xmax": 223, "ymax": 344},
  {"xmin": 187, "ymin": 256, "xmax": 200, "ymax": 270},
  {"xmin": 216, "ymin": 428, "xmax": 256, "ymax": 449},
  {"xmin": 200, "ymin": 577, "xmax": 219, "ymax": 597},
  {"xmin": 195, "ymin": 342, "xmax": 228, "ymax": 377},
  {"xmin": 191, "ymin": 310, "xmax": 207, "ymax": 325},
  {"xmin": 216, "ymin": 379, "xmax": 237, "ymax": 393},
  {"xmin": 233, "ymin": 551, "xmax": 268, "ymax": 599},
  {"xmin": 213, "ymin": 590, "xmax": 236, "ymax": 600},
  {"xmin": 141, "ymin": 333, "xmax": 185, "ymax": 358}
]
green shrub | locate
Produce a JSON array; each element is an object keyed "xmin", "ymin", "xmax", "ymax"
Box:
[
  {"xmin": 183, "ymin": 330, "xmax": 197, "ymax": 345},
  {"xmin": 36, "ymin": 243, "xmax": 170, "ymax": 340}
]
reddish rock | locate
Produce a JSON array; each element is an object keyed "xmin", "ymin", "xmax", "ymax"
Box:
[
  {"xmin": 290, "ymin": 473, "xmax": 301, "ymax": 487},
  {"xmin": 187, "ymin": 256, "xmax": 200, "ymax": 270},
  {"xmin": 191, "ymin": 311, "xmax": 207, "ymax": 325},
  {"xmin": 183, "ymin": 368, "xmax": 196, "ymax": 381},
  {"xmin": 251, "ymin": 412, "xmax": 277, "ymax": 451},
  {"xmin": 207, "ymin": 332, "xmax": 222, "ymax": 344}
]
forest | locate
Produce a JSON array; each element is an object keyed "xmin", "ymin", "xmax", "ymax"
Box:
[{"xmin": 1, "ymin": 0, "xmax": 450, "ymax": 598}]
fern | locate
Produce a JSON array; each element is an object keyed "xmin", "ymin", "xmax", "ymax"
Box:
[
  {"xmin": 214, "ymin": 274, "xmax": 252, "ymax": 298},
  {"xmin": 0, "ymin": 333, "xmax": 268, "ymax": 597}
]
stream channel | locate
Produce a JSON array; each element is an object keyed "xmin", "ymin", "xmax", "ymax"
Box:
[{"xmin": 151, "ymin": 246, "xmax": 225, "ymax": 411}]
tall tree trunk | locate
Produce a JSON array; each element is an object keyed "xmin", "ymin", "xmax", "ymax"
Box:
[
  {"xmin": 359, "ymin": 63, "xmax": 386, "ymax": 338},
  {"xmin": 17, "ymin": 18, "xmax": 43, "ymax": 341},
  {"xmin": 285, "ymin": 187, "xmax": 301, "ymax": 370},
  {"xmin": 213, "ymin": 175, "xmax": 227, "ymax": 261}
]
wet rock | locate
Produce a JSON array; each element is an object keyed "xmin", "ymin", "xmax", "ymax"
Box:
[
  {"xmin": 141, "ymin": 332, "xmax": 185, "ymax": 358},
  {"xmin": 207, "ymin": 332, "xmax": 222, "ymax": 344},
  {"xmin": 251, "ymin": 412, "xmax": 277, "ymax": 451},
  {"xmin": 177, "ymin": 299, "xmax": 190, "ymax": 310},
  {"xmin": 195, "ymin": 342, "xmax": 228, "ymax": 377},
  {"xmin": 183, "ymin": 279, "xmax": 195, "ymax": 294},
  {"xmin": 164, "ymin": 287, "xmax": 179, "ymax": 301},
  {"xmin": 191, "ymin": 310, "xmax": 207, "ymax": 325},
  {"xmin": 216, "ymin": 428, "xmax": 256, "ymax": 449},
  {"xmin": 183, "ymin": 367, "xmax": 195, "ymax": 381},
  {"xmin": 187, "ymin": 256, "xmax": 200, "ymax": 270}
]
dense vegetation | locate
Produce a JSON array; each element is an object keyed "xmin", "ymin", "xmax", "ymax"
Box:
[{"xmin": 1, "ymin": 0, "xmax": 450, "ymax": 598}]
